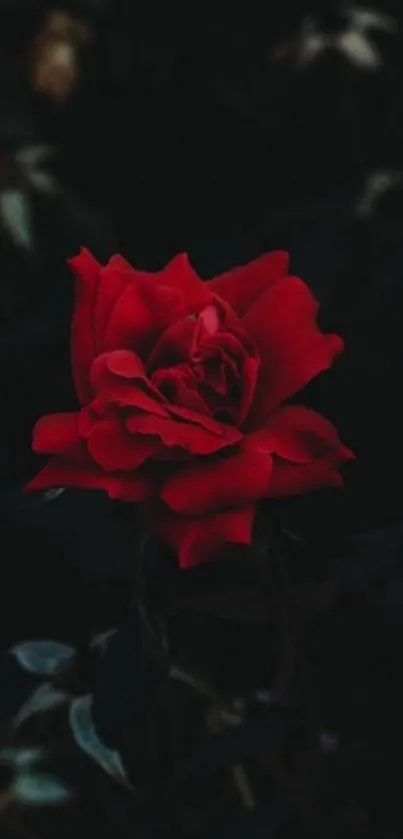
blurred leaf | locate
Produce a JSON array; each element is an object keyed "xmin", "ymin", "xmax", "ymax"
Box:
[
  {"xmin": 338, "ymin": 29, "xmax": 380, "ymax": 69},
  {"xmin": 10, "ymin": 640, "xmax": 76, "ymax": 676},
  {"xmin": 15, "ymin": 145, "xmax": 54, "ymax": 168},
  {"xmin": 0, "ymin": 189, "xmax": 32, "ymax": 250},
  {"xmin": 13, "ymin": 773, "xmax": 72, "ymax": 806},
  {"xmin": 42, "ymin": 488, "xmax": 66, "ymax": 503},
  {"xmin": 0, "ymin": 747, "xmax": 46, "ymax": 768},
  {"xmin": 356, "ymin": 170, "xmax": 401, "ymax": 217},
  {"xmin": 345, "ymin": 7, "xmax": 397, "ymax": 35},
  {"xmin": 69, "ymin": 694, "xmax": 128, "ymax": 784},
  {"xmin": 27, "ymin": 170, "xmax": 55, "ymax": 193},
  {"xmin": 90, "ymin": 628, "xmax": 117, "ymax": 654},
  {"xmin": 297, "ymin": 6, "xmax": 398, "ymax": 72},
  {"xmin": 14, "ymin": 682, "xmax": 69, "ymax": 728}
]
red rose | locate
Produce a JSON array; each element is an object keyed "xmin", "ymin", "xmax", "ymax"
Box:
[{"xmin": 28, "ymin": 249, "xmax": 353, "ymax": 568}]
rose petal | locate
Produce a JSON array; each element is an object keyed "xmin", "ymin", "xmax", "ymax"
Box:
[
  {"xmin": 126, "ymin": 413, "xmax": 241, "ymax": 455},
  {"xmin": 167, "ymin": 404, "xmax": 241, "ymax": 443},
  {"xmin": 244, "ymin": 405, "xmax": 349, "ymax": 464},
  {"xmin": 93, "ymin": 260, "xmax": 138, "ymax": 352},
  {"xmin": 153, "ymin": 505, "xmax": 256, "ymax": 568},
  {"xmin": 90, "ymin": 353, "xmax": 168, "ymax": 417},
  {"xmin": 68, "ymin": 249, "xmax": 101, "ymax": 403},
  {"xmin": 105, "ymin": 349, "xmax": 146, "ymax": 379},
  {"xmin": 243, "ymin": 276, "xmax": 343, "ymax": 421},
  {"xmin": 95, "ymin": 258, "xmax": 169, "ymax": 353},
  {"xmin": 87, "ymin": 418, "xmax": 159, "ymax": 470},
  {"xmin": 239, "ymin": 353, "xmax": 260, "ymax": 425},
  {"xmin": 199, "ymin": 304, "xmax": 220, "ymax": 336},
  {"xmin": 152, "ymin": 367, "xmax": 212, "ymax": 415},
  {"xmin": 208, "ymin": 251, "xmax": 289, "ymax": 316},
  {"xmin": 155, "ymin": 253, "xmax": 212, "ymax": 313},
  {"xmin": 25, "ymin": 459, "xmax": 153, "ymax": 502},
  {"xmin": 77, "ymin": 406, "xmax": 98, "ymax": 438},
  {"xmin": 266, "ymin": 448, "xmax": 353, "ymax": 498},
  {"xmin": 147, "ymin": 315, "xmax": 198, "ymax": 371},
  {"xmin": 32, "ymin": 413, "xmax": 79, "ymax": 454},
  {"xmin": 99, "ymin": 253, "xmax": 211, "ymax": 316},
  {"xmin": 104, "ymin": 278, "xmax": 184, "ymax": 357},
  {"xmin": 161, "ymin": 449, "xmax": 272, "ymax": 515}
]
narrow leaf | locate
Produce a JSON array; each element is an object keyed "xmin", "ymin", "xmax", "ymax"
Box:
[
  {"xmin": 14, "ymin": 682, "xmax": 69, "ymax": 728},
  {"xmin": 15, "ymin": 145, "xmax": 54, "ymax": 167},
  {"xmin": 42, "ymin": 488, "xmax": 65, "ymax": 503},
  {"xmin": 338, "ymin": 30, "xmax": 380, "ymax": 70},
  {"xmin": 14, "ymin": 773, "xmax": 72, "ymax": 806},
  {"xmin": 10, "ymin": 640, "xmax": 75, "ymax": 676},
  {"xmin": 69, "ymin": 694, "xmax": 127, "ymax": 784},
  {"xmin": 0, "ymin": 747, "xmax": 46, "ymax": 768},
  {"xmin": 345, "ymin": 8, "xmax": 397, "ymax": 34},
  {"xmin": 90, "ymin": 628, "xmax": 117, "ymax": 653},
  {"xmin": 0, "ymin": 190, "xmax": 33, "ymax": 250}
]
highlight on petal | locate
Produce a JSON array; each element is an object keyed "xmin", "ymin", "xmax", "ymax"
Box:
[
  {"xmin": 244, "ymin": 276, "xmax": 344, "ymax": 421},
  {"xmin": 153, "ymin": 505, "xmax": 256, "ymax": 568},
  {"xmin": 68, "ymin": 248, "xmax": 101, "ymax": 404},
  {"xmin": 199, "ymin": 304, "xmax": 220, "ymax": 336},
  {"xmin": 32, "ymin": 413, "xmax": 79, "ymax": 454},
  {"xmin": 161, "ymin": 450, "xmax": 272, "ymax": 515},
  {"xmin": 208, "ymin": 251, "xmax": 289, "ymax": 317}
]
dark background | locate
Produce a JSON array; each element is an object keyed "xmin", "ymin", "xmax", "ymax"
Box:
[{"xmin": 1, "ymin": 2, "xmax": 403, "ymax": 837}]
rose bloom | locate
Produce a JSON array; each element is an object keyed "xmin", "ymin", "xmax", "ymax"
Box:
[{"xmin": 28, "ymin": 250, "xmax": 353, "ymax": 567}]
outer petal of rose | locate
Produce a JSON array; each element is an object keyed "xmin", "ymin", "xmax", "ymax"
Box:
[
  {"xmin": 25, "ymin": 458, "xmax": 153, "ymax": 501},
  {"xmin": 154, "ymin": 253, "xmax": 212, "ymax": 312},
  {"xmin": 93, "ymin": 258, "xmax": 136, "ymax": 351},
  {"xmin": 95, "ymin": 257, "xmax": 173, "ymax": 353},
  {"xmin": 126, "ymin": 413, "xmax": 241, "ymax": 455},
  {"xmin": 32, "ymin": 413, "xmax": 80, "ymax": 454},
  {"xmin": 208, "ymin": 251, "xmax": 289, "ymax": 316},
  {"xmin": 87, "ymin": 417, "xmax": 160, "ymax": 470},
  {"xmin": 99, "ymin": 253, "xmax": 211, "ymax": 315},
  {"xmin": 153, "ymin": 505, "xmax": 256, "ymax": 568},
  {"xmin": 161, "ymin": 450, "xmax": 272, "ymax": 515},
  {"xmin": 103, "ymin": 278, "xmax": 184, "ymax": 357},
  {"xmin": 68, "ymin": 249, "xmax": 102, "ymax": 404},
  {"xmin": 265, "ymin": 448, "xmax": 354, "ymax": 497},
  {"xmin": 244, "ymin": 405, "xmax": 353, "ymax": 464},
  {"xmin": 91, "ymin": 253, "xmax": 210, "ymax": 356},
  {"xmin": 243, "ymin": 276, "xmax": 344, "ymax": 422}
]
